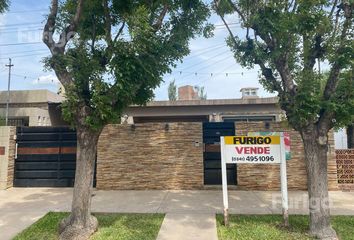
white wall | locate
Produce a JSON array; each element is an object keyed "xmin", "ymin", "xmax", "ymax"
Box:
[{"xmin": 334, "ymin": 128, "xmax": 347, "ymax": 149}]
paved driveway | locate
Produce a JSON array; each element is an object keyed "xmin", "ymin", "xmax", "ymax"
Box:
[{"xmin": 1, "ymin": 188, "xmax": 353, "ymax": 239}]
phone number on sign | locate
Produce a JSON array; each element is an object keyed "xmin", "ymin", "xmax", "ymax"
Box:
[{"xmin": 231, "ymin": 156, "xmax": 275, "ymax": 162}]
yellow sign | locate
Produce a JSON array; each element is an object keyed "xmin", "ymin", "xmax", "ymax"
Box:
[{"xmin": 224, "ymin": 136, "xmax": 280, "ymax": 145}]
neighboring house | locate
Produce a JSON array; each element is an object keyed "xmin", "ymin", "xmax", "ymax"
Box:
[
  {"xmin": 124, "ymin": 86, "xmax": 283, "ymax": 124},
  {"xmin": 0, "ymin": 86, "xmax": 283, "ymax": 126},
  {"xmin": 0, "ymin": 90, "xmax": 66, "ymax": 126}
]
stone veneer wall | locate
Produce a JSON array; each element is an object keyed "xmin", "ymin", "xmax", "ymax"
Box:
[
  {"xmin": 336, "ymin": 149, "xmax": 354, "ymax": 191},
  {"xmin": 235, "ymin": 122, "xmax": 338, "ymax": 191},
  {"xmin": 0, "ymin": 126, "xmax": 16, "ymax": 189},
  {"xmin": 97, "ymin": 122, "xmax": 203, "ymax": 190}
]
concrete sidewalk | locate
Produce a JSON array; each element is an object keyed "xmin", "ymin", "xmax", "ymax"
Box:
[
  {"xmin": 0, "ymin": 188, "xmax": 353, "ymax": 239},
  {"xmin": 157, "ymin": 213, "xmax": 218, "ymax": 240}
]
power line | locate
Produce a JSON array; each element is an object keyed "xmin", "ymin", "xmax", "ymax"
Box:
[
  {"xmin": 12, "ymin": 73, "xmax": 59, "ymax": 85},
  {"xmin": 0, "ymin": 48, "xmax": 48, "ymax": 55},
  {"xmin": 182, "ymin": 44, "xmax": 227, "ymax": 60},
  {"xmin": 177, "ymin": 49, "xmax": 231, "ymax": 72},
  {"xmin": 0, "ymin": 22, "xmax": 42, "ymax": 28},
  {"xmin": 214, "ymin": 22, "xmax": 240, "ymax": 27},
  {"xmin": 6, "ymin": 9, "xmax": 48, "ymax": 14},
  {"xmin": 12, "ymin": 73, "xmax": 41, "ymax": 80},
  {"xmin": 0, "ymin": 27, "xmax": 43, "ymax": 34},
  {"xmin": 0, "ymin": 52, "xmax": 48, "ymax": 60},
  {"xmin": 174, "ymin": 54, "xmax": 236, "ymax": 84},
  {"xmin": 186, "ymin": 42, "xmax": 225, "ymax": 53},
  {"xmin": 0, "ymin": 42, "xmax": 42, "ymax": 47}
]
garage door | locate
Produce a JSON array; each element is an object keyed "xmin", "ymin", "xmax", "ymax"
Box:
[{"xmin": 14, "ymin": 127, "xmax": 78, "ymax": 187}]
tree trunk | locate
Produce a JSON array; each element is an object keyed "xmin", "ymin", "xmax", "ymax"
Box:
[
  {"xmin": 59, "ymin": 125, "xmax": 101, "ymax": 240},
  {"xmin": 301, "ymin": 126, "xmax": 337, "ymax": 240},
  {"xmin": 347, "ymin": 124, "xmax": 354, "ymax": 149}
]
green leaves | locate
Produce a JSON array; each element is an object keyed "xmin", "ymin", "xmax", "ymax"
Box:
[
  {"xmin": 48, "ymin": 0, "xmax": 210, "ymax": 130},
  {"xmin": 216, "ymin": 0, "xmax": 353, "ymax": 130},
  {"xmin": 0, "ymin": 0, "xmax": 9, "ymax": 13}
]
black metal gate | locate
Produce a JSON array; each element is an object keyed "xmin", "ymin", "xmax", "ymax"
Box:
[
  {"xmin": 14, "ymin": 127, "xmax": 78, "ymax": 187},
  {"xmin": 203, "ymin": 122, "xmax": 237, "ymax": 185}
]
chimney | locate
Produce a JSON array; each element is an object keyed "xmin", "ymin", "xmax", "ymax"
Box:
[
  {"xmin": 178, "ymin": 85, "xmax": 199, "ymax": 100},
  {"xmin": 240, "ymin": 87, "xmax": 259, "ymax": 99}
]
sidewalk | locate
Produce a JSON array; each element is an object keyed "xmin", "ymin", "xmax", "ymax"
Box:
[{"xmin": 1, "ymin": 188, "xmax": 353, "ymax": 239}]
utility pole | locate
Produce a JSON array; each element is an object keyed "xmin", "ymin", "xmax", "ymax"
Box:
[{"xmin": 5, "ymin": 58, "xmax": 13, "ymax": 126}]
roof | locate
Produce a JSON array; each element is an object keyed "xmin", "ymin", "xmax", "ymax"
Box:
[
  {"xmin": 0, "ymin": 89, "xmax": 278, "ymax": 107},
  {"xmin": 240, "ymin": 87, "xmax": 259, "ymax": 91},
  {"xmin": 0, "ymin": 90, "xmax": 64, "ymax": 104},
  {"xmin": 131, "ymin": 97, "xmax": 279, "ymax": 108}
]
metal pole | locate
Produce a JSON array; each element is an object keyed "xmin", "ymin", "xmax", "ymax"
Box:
[
  {"xmin": 220, "ymin": 136, "xmax": 229, "ymax": 226},
  {"xmin": 5, "ymin": 58, "xmax": 13, "ymax": 126},
  {"xmin": 280, "ymin": 132, "xmax": 289, "ymax": 227}
]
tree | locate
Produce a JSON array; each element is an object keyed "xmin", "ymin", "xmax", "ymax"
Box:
[
  {"xmin": 195, "ymin": 85, "xmax": 207, "ymax": 99},
  {"xmin": 0, "ymin": 0, "xmax": 9, "ymax": 13},
  {"xmin": 168, "ymin": 79, "xmax": 177, "ymax": 101},
  {"xmin": 214, "ymin": 0, "xmax": 353, "ymax": 239},
  {"xmin": 42, "ymin": 0, "xmax": 210, "ymax": 239}
]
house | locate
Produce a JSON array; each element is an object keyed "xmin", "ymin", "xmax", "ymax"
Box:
[
  {"xmin": 124, "ymin": 86, "xmax": 283, "ymax": 124},
  {"xmin": 0, "ymin": 87, "xmax": 283, "ymax": 126},
  {"xmin": 0, "ymin": 90, "xmax": 66, "ymax": 126},
  {"xmin": 0, "ymin": 87, "xmax": 342, "ymax": 191}
]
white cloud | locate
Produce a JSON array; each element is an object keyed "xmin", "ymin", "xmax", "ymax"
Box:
[{"xmin": 32, "ymin": 74, "xmax": 59, "ymax": 85}]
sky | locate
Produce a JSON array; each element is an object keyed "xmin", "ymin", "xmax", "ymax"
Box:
[
  {"xmin": 0, "ymin": 0, "xmax": 271, "ymax": 100},
  {"xmin": 0, "ymin": 0, "xmax": 347, "ymax": 148}
]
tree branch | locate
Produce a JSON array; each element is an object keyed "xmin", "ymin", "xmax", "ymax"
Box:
[
  {"xmin": 253, "ymin": 27, "xmax": 295, "ymax": 93},
  {"xmin": 113, "ymin": 22, "xmax": 125, "ymax": 43},
  {"xmin": 329, "ymin": 0, "xmax": 339, "ymax": 19},
  {"xmin": 304, "ymin": 34, "xmax": 323, "ymax": 71},
  {"xmin": 256, "ymin": 60, "xmax": 282, "ymax": 93},
  {"xmin": 226, "ymin": 0, "xmax": 246, "ymax": 23},
  {"xmin": 153, "ymin": 4, "xmax": 168, "ymax": 30},
  {"xmin": 323, "ymin": 2, "xmax": 352, "ymax": 100},
  {"xmin": 102, "ymin": 0, "xmax": 112, "ymax": 47},
  {"xmin": 43, "ymin": 0, "xmax": 85, "ymax": 86},
  {"xmin": 214, "ymin": 0, "xmax": 238, "ymax": 47},
  {"xmin": 57, "ymin": 0, "xmax": 84, "ymax": 50},
  {"xmin": 91, "ymin": 15, "xmax": 97, "ymax": 54},
  {"xmin": 43, "ymin": 0, "xmax": 58, "ymax": 52},
  {"xmin": 319, "ymin": 2, "xmax": 352, "ymax": 131}
]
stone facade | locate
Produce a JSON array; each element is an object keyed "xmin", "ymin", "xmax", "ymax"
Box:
[
  {"xmin": 96, "ymin": 121, "xmax": 338, "ymax": 191},
  {"xmin": 336, "ymin": 149, "xmax": 354, "ymax": 191},
  {"xmin": 97, "ymin": 123, "xmax": 203, "ymax": 190},
  {"xmin": 0, "ymin": 126, "xmax": 16, "ymax": 189},
  {"xmin": 235, "ymin": 122, "xmax": 338, "ymax": 191}
]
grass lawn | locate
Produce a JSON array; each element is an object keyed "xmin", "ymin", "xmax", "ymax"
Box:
[
  {"xmin": 14, "ymin": 212, "xmax": 164, "ymax": 240},
  {"xmin": 216, "ymin": 215, "xmax": 354, "ymax": 240}
]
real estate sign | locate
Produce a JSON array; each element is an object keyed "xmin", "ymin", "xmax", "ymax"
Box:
[
  {"xmin": 220, "ymin": 132, "xmax": 289, "ymax": 227},
  {"xmin": 222, "ymin": 136, "xmax": 281, "ymax": 164}
]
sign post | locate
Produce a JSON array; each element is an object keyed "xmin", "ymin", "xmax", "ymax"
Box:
[
  {"xmin": 220, "ymin": 133, "xmax": 289, "ymax": 227},
  {"xmin": 280, "ymin": 132, "xmax": 289, "ymax": 226},
  {"xmin": 220, "ymin": 137, "xmax": 229, "ymax": 226}
]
